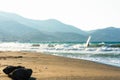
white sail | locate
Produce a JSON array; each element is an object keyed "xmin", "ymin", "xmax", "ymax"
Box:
[{"xmin": 85, "ymin": 36, "xmax": 91, "ymax": 47}]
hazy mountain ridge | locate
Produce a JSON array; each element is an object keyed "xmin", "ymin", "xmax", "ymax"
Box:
[
  {"xmin": 89, "ymin": 27, "xmax": 120, "ymax": 42},
  {"xmin": 0, "ymin": 12, "xmax": 120, "ymax": 42}
]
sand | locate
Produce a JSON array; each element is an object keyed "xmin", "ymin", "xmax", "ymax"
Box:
[{"xmin": 0, "ymin": 51, "xmax": 120, "ymax": 80}]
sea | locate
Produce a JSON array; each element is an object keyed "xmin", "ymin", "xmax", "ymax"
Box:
[{"xmin": 0, "ymin": 42, "xmax": 120, "ymax": 67}]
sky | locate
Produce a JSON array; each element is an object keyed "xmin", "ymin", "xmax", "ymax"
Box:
[{"xmin": 0, "ymin": 0, "xmax": 120, "ymax": 31}]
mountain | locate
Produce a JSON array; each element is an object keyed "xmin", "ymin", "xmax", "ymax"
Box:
[
  {"xmin": 0, "ymin": 12, "xmax": 86, "ymax": 34},
  {"xmin": 0, "ymin": 11, "xmax": 120, "ymax": 42},
  {"xmin": 0, "ymin": 20, "xmax": 57, "ymax": 42},
  {"xmin": 89, "ymin": 27, "xmax": 120, "ymax": 42},
  {"xmin": 27, "ymin": 19, "xmax": 86, "ymax": 35},
  {"xmin": 0, "ymin": 12, "xmax": 87, "ymax": 42}
]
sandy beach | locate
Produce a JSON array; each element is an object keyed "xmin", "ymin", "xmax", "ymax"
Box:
[{"xmin": 0, "ymin": 51, "xmax": 120, "ymax": 80}]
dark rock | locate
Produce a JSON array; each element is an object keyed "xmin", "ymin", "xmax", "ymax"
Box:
[
  {"xmin": 3, "ymin": 66, "xmax": 24, "ymax": 74},
  {"xmin": 9, "ymin": 68, "xmax": 32, "ymax": 80},
  {"xmin": 3, "ymin": 66, "xmax": 32, "ymax": 80}
]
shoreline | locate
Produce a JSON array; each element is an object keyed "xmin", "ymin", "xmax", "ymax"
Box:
[
  {"xmin": 44, "ymin": 52, "xmax": 120, "ymax": 68},
  {"xmin": 0, "ymin": 51, "xmax": 120, "ymax": 80}
]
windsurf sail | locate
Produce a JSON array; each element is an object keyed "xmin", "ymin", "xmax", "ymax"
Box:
[{"xmin": 85, "ymin": 36, "xmax": 91, "ymax": 47}]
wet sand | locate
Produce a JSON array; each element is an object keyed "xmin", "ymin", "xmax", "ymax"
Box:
[{"xmin": 0, "ymin": 51, "xmax": 120, "ymax": 80}]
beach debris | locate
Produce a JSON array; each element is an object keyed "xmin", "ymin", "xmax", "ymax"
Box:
[
  {"xmin": 0, "ymin": 56, "xmax": 23, "ymax": 60},
  {"xmin": 32, "ymin": 44, "xmax": 40, "ymax": 47},
  {"xmin": 44, "ymin": 66, "xmax": 48, "ymax": 69},
  {"xmin": 3, "ymin": 66, "xmax": 32, "ymax": 80}
]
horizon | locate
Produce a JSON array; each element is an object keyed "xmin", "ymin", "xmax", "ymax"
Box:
[{"xmin": 0, "ymin": 0, "xmax": 120, "ymax": 31}]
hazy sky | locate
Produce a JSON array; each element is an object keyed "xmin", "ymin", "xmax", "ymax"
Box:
[{"xmin": 0, "ymin": 0, "xmax": 120, "ymax": 31}]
